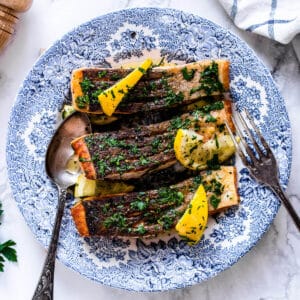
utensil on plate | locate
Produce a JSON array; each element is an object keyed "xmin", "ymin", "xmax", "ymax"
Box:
[
  {"xmin": 226, "ymin": 109, "xmax": 300, "ymax": 231},
  {"xmin": 32, "ymin": 112, "xmax": 92, "ymax": 300}
]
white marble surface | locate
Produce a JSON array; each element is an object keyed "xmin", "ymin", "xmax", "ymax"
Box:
[{"xmin": 0, "ymin": 0, "xmax": 299, "ymax": 299}]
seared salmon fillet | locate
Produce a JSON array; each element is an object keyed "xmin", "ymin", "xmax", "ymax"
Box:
[
  {"xmin": 71, "ymin": 100, "xmax": 235, "ymax": 180},
  {"xmin": 71, "ymin": 60, "xmax": 230, "ymax": 114},
  {"xmin": 71, "ymin": 166, "xmax": 239, "ymax": 237}
]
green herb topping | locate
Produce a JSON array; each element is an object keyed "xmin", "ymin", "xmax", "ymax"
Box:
[
  {"xmin": 190, "ymin": 61, "xmax": 224, "ymax": 96},
  {"xmin": 206, "ymin": 154, "xmax": 220, "ymax": 170},
  {"xmin": 210, "ymin": 195, "xmax": 221, "ymax": 209},
  {"xmin": 104, "ymin": 212, "xmax": 127, "ymax": 229},
  {"xmin": 0, "ymin": 202, "xmax": 17, "ymax": 272},
  {"xmin": 157, "ymin": 188, "xmax": 184, "ymax": 206},
  {"xmin": 80, "ymin": 77, "xmax": 94, "ymax": 94},
  {"xmin": 110, "ymin": 73, "xmax": 122, "ymax": 81},
  {"xmin": 76, "ymin": 95, "xmax": 90, "ymax": 108},
  {"xmin": 181, "ymin": 67, "xmax": 196, "ymax": 81},
  {"xmin": 98, "ymin": 70, "xmax": 108, "ymax": 78},
  {"xmin": 203, "ymin": 177, "xmax": 224, "ymax": 210},
  {"xmin": 134, "ymin": 224, "xmax": 147, "ymax": 234}
]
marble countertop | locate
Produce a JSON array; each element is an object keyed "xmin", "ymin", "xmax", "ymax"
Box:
[{"xmin": 0, "ymin": 0, "xmax": 299, "ymax": 299}]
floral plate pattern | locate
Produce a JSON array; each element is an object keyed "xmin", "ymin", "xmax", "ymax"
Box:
[{"xmin": 6, "ymin": 8, "xmax": 291, "ymax": 291}]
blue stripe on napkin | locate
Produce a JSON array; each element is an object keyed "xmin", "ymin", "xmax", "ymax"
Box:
[
  {"xmin": 246, "ymin": 19, "xmax": 295, "ymax": 33},
  {"xmin": 268, "ymin": 0, "xmax": 277, "ymax": 38},
  {"xmin": 230, "ymin": 0, "xmax": 238, "ymax": 20}
]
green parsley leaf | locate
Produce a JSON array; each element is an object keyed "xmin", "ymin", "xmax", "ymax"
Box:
[{"xmin": 0, "ymin": 203, "xmax": 17, "ymax": 272}]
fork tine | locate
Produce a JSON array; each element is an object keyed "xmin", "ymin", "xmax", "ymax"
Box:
[
  {"xmin": 230, "ymin": 116, "xmax": 258, "ymax": 163},
  {"xmin": 235, "ymin": 110, "xmax": 265, "ymax": 157},
  {"xmin": 225, "ymin": 120, "xmax": 249, "ymax": 166},
  {"xmin": 244, "ymin": 109, "xmax": 271, "ymax": 152}
]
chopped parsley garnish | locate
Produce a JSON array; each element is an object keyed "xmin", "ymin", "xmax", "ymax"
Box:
[
  {"xmin": 96, "ymin": 159, "xmax": 110, "ymax": 176},
  {"xmin": 110, "ymin": 90, "xmax": 116, "ymax": 99},
  {"xmin": 110, "ymin": 73, "xmax": 122, "ymax": 81},
  {"xmin": 76, "ymin": 95, "xmax": 90, "ymax": 108},
  {"xmin": 79, "ymin": 157, "xmax": 91, "ymax": 162},
  {"xmin": 205, "ymin": 114, "xmax": 217, "ymax": 123},
  {"xmin": 151, "ymin": 137, "xmax": 161, "ymax": 153},
  {"xmin": 190, "ymin": 176, "xmax": 202, "ymax": 191},
  {"xmin": 138, "ymin": 67, "xmax": 146, "ymax": 74},
  {"xmin": 130, "ymin": 144, "xmax": 140, "ymax": 155},
  {"xmin": 98, "ymin": 70, "xmax": 108, "ymax": 78},
  {"xmin": 210, "ymin": 195, "xmax": 221, "ymax": 209},
  {"xmin": 165, "ymin": 90, "xmax": 184, "ymax": 106},
  {"xmin": 204, "ymin": 178, "xmax": 224, "ymax": 196},
  {"xmin": 206, "ymin": 154, "xmax": 220, "ymax": 170},
  {"xmin": 217, "ymin": 124, "xmax": 226, "ymax": 133},
  {"xmin": 80, "ymin": 77, "xmax": 94, "ymax": 94},
  {"xmin": 0, "ymin": 202, "xmax": 17, "ymax": 272},
  {"xmin": 130, "ymin": 200, "xmax": 148, "ymax": 211},
  {"xmin": 169, "ymin": 117, "xmax": 192, "ymax": 131},
  {"xmin": 148, "ymin": 81, "xmax": 157, "ymax": 91},
  {"xmin": 101, "ymin": 203, "xmax": 110, "ymax": 214},
  {"xmin": 160, "ymin": 75, "xmax": 184, "ymax": 106},
  {"xmin": 110, "ymin": 155, "xmax": 125, "ymax": 166},
  {"xmin": 134, "ymin": 224, "xmax": 147, "ymax": 234},
  {"xmin": 157, "ymin": 210, "xmax": 178, "ymax": 230},
  {"xmin": 215, "ymin": 135, "xmax": 219, "ymax": 149},
  {"xmin": 181, "ymin": 67, "xmax": 196, "ymax": 81},
  {"xmin": 103, "ymin": 137, "xmax": 127, "ymax": 148},
  {"xmin": 103, "ymin": 213, "xmax": 127, "ymax": 229},
  {"xmin": 190, "ymin": 61, "xmax": 224, "ymax": 96},
  {"xmin": 153, "ymin": 57, "xmax": 165, "ymax": 67},
  {"xmin": 202, "ymin": 101, "xmax": 224, "ymax": 112},
  {"xmin": 189, "ymin": 144, "xmax": 198, "ymax": 154},
  {"xmin": 157, "ymin": 188, "xmax": 184, "ymax": 206},
  {"xmin": 139, "ymin": 156, "xmax": 151, "ymax": 166}
]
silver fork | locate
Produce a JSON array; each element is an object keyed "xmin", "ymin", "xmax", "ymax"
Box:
[{"xmin": 225, "ymin": 109, "xmax": 300, "ymax": 231}]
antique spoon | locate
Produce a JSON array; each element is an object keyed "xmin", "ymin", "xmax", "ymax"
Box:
[{"xmin": 32, "ymin": 111, "xmax": 92, "ymax": 300}]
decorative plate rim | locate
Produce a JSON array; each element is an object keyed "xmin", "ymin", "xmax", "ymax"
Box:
[{"xmin": 6, "ymin": 7, "xmax": 292, "ymax": 292}]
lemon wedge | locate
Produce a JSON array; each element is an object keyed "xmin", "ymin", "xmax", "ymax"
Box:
[
  {"xmin": 62, "ymin": 105, "xmax": 76, "ymax": 119},
  {"xmin": 173, "ymin": 129, "xmax": 235, "ymax": 170},
  {"xmin": 175, "ymin": 184, "xmax": 208, "ymax": 245},
  {"xmin": 74, "ymin": 174, "xmax": 134, "ymax": 198},
  {"xmin": 74, "ymin": 174, "xmax": 97, "ymax": 197},
  {"xmin": 98, "ymin": 58, "xmax": 153, "ymax": 116}
]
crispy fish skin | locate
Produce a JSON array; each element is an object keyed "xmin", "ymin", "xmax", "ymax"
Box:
[
  {"xmin": 71, "ymin": 101, "xmax": 234, "ymax": 180},
  {"xmin": 71, "ymin": 60, "xmax": 230, "ymax": 114},
  {"xmin": 71, "ymin": 166, "xmax": 239, "ymax": 237},
  {"xmin": 71, "ymin": 136, "xmax": 96, "ymax": 180}
]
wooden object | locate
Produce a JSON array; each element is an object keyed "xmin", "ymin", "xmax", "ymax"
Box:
[{"xmin": 0, "ymin": 0, "xmax": 32, "ymax": 52}]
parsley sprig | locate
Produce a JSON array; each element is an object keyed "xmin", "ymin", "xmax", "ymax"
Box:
[{"xmin": 0, "ymin": 202, "xmax": 17, "ymax": 272}]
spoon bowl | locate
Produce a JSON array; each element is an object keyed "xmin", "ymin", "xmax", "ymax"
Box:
[
  {"xmin": 32, "ymin": 111, "xmax": 91, "ymax": 300},
  {"xmin": 45, "ymin": 112, "xmax": 91, "ymax": 188}
]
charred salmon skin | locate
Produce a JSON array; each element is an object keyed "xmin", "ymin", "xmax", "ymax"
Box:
[
  {"xmin": 71, "ymin": 166, "xmax": 239, "ymax": 237},
  {"xmin": 71, "ymin": 101, "xmax": 235, "ymax": 180},
  {"xmin": 71, "ymin": 60, "xmax": 230, "ymax": 114}
]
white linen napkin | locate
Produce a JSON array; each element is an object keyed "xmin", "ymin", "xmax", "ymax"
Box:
[{"xmin": 218, "ymin": 0, "xmax": 300, "ymax": 44}]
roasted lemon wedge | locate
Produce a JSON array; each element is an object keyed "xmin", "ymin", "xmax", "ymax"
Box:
[
  {"xmin": 74, "ymin": 174, "xmax": 134, "ymax": 198},
  {"xmin": 175, "ymin": 184, "xmax": 208, "ymax": 245},
  {"xmin": 174, "ymin": 129, "xmax": 235, "ymax": 170},
  {"xmin": 98, "ymin": 58, "xmax": 153, "ymax": 116}
]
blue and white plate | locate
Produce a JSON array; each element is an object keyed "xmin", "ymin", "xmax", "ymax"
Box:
[{"xmin": 6, "ymin": 8, "xmax": 291, "ymax": 291}]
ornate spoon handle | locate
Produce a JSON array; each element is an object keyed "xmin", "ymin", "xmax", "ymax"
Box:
[{"xmin": 32, "ymin": 188, "xmax": 67, "ymax": 300}]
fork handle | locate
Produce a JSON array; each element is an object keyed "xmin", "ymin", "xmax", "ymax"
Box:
[{"xmin": 271, "ymin": 185, "xmax": 300, "ymax": 231}]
